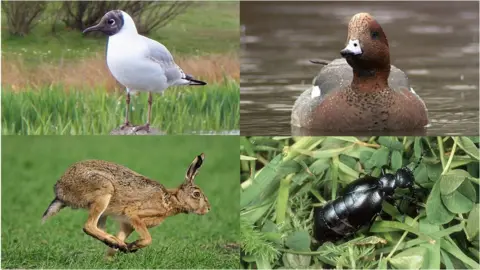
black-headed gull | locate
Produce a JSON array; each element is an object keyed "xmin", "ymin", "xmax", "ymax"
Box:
[{"xmin": 83, "ymin": 10, "xmax": 206, "ymax": 132}]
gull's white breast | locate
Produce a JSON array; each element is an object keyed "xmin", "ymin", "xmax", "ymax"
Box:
[{"xmin": 106, "ymin": 33, "xmax": 169, "ymax": 92}]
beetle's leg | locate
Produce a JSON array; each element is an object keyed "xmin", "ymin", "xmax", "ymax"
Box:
[
  {"xmin": 380, "ymin": 165, "xmax": 390, "ymax": 176},
  {"xmin": 366, "ymin": 212, "xmax": 381, "ymax": 233}
]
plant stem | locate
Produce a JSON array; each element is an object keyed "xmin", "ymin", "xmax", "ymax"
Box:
[
  {"xmin": 437, "ymin": 136, "xmax": 446, "ymax": 169},
  {"xmin": 442, "ymin": 136, "xmax": 459, "ymax": 175},
  {"xmin": 276, "ymin": 174, "xmax": 292, "ymax": 224},
  {"xmin": 468, "ymin": 177, "xmax": 480, "ymax": 185},
  {"xmin": 278, "ymin": 248, "xmax": 324, "ymax": 255},
  {"xmin": 385, "ymin": 215, "xmax": 421, "ymax": 260}
]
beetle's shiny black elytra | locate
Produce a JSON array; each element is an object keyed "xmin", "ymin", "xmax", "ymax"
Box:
[{"xmin": 313, "ymin": 165, "xmax": 420, "ymax": 243}]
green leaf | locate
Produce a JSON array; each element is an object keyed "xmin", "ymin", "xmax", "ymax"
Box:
[
  {"xmin": 439, "ymin": 169, "xmax": 470, "ymax": 195},
  {"xmin": 457, "ymin": 174, "xmax": 477, "ymax": 201},
  {"xmin": 309, "ymin": 158, "xmax": 330, "ymax": 175},
  {"xmin": 466, "ymin": 204, "xmax": 479, "ymax": 241},
  {"xmin": 241, "ymin": 154, "xmax": 283, "ymax": 208},
  {"xmin": 358, "ymin": 149, "xmax": 374, "ymax": 163},
  {"xmin": 417, "ymin": 218, "xmax": 441, "ymax": 269},
  {"xmin": 352, "ymin": 236, "xmax": 387, "ymax": 245},
  {"xmin": 442, "ymin": 190, "xmax": 474, "ymax": 214},
  {"xmin": 378, "ymin": 136, "xmax": 404, "ymax": 151},
  {"xmin": 413, "ymin": 163, "xmax": 429, "ymax": 184},
  {"xmin": 312, "ymin": 147, "xmax": 346, "ymax": 159},
  {"xmin": 467, "ymin": 136, "xmax": 480, "ymax": 143},
  {"xmin": 282, "ymin": 253, "xmax": 311, "ymax": 269},
  {"xmin": 440, "ymin": 238, "xmax": 480, "ymax": 269},
  {"xmin": 440, "ymin": 250, "xmax": 454, "ymax": 269},
  {"xmin": 391, "ymin": 150, "xmax": 403, "ymax": 171},
  {"xmin": 255, "ymin": 256, "xmax": 272, "ymax": 269},
  {"xmin": 262, "ymin": 220, "xmax": 277, "ymax": 233},
  {"xmin": 242, "ymin": 201, "xmax": 274, "ymax": 224},
  {"xmin": 276, "ymin": 174, "xmax": 292, "ymax": 224},
  {"xmin": 421, "ymin": 241, "xmax": 441, "ymax": 269},
  {"xmin": 334, "ymin": 136, "xmax": 360, "ymax": 143},
  {"xmin": 389, "ymin": 246, "xmax": 426, "ymax": 269},
  {"xmin": 291, "ymin": 171, "xmax": 310, "ymax": 186},
  {"xmin": 366, "ymin": 147, "xmax": 390, "ymax": 169},
  {"xmin": 426, "ymin": 180, "xmax": 455, "ymax": 225},
  {"xmin": 285, "ymin": 231, "xmax": 311, "ymax": 251},
  {"xmin": 339, "ymin": 154, "xmax": 357, "ymax": 168},
  {"xmin": 240, "ymin": 155, "xmax": 257, "ymax": 161},
  {"xmin": 414, "ymin": 137, "xmax": 422, "ymax": 159},
  {"xmin": 427, "ymin": 163, "xmax": 443, "ymax": 182},
  {"xmin": 338, "ymin": 160, "xmax": 359, "ymax": 179},
  {"xmin": 457, "ymin": 136, "xmax": 479, "ymax": 160}
]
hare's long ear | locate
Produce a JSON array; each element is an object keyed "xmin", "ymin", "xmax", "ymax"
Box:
[{"xmin": 185, "ymin": 153, "xmax": 205, "ymax": 184}]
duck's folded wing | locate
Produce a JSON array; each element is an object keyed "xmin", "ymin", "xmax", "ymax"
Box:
[{"xmin": 313, "ymin": 58, "xmax": 411, "ymax": 94}]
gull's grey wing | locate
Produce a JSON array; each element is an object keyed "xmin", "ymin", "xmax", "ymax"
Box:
[
  {"xmin": 141, "ymin": 35, "xmax": 174, "ymax": 63},
  {"xmin": 141, "ymin": 35, "xmax": 185, "ymax": 84}
]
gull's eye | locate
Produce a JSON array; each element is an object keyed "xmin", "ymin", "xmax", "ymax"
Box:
[
  {"xmin": 108, "ymin": 19, "xmax": 115, "ymax": 25},
  {"xmin": 371, "ymin": 31, "xmax": 379, "ymax": 40}
]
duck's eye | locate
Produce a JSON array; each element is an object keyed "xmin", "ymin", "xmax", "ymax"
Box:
[
  {"xmin": 108, "ymin": 19, "xmax": 115, "ymax": 25},
  {"xmin": 353, "ymin": 42, "xmax": 358, "ymax": 47},
  {"xmin": 371, "ymin": 31, "xmax": 379, "ymax": 39},
  {"xmin": 192, "ymin": 191, "xmax": 201, "ymax": 198}
]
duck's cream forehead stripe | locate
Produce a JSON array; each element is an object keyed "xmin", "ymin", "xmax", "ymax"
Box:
[
  {"xmin": 344, "ymin": 39, "xmax": 362, "ymax": 55},
  {"xmin": 311, "ymin": 85, "xmax": 321, "ymax": 98}
]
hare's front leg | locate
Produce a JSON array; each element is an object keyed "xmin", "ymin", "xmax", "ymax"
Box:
[
  {"xmin": 82, "ymin": 194, "xmax": 128, "ymax": 252},
  {"xmin": 126, "ymin": 217, "xmax": 152, "ymax": 252},
  {"xmin": 105, "ymin": 222, "xmax": 134, "ymax": 257}
]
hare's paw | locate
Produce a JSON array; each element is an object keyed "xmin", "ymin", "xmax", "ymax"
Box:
[
  {"xmin": 103, "ymin": 236, "xmax": 127, "ymax": 252},
  {"xmin": 126, "ymin": 241, "xmax": 140, "ymax": 253}
]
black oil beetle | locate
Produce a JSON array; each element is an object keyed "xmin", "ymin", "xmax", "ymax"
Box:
[{"xmin": 313, "ymin": 155, "xmax": 425, "ymax": 243}]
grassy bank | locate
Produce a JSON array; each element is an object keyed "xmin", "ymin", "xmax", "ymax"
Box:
[
  {"xmin": 240, "ymin": 136, "xmax": 479, "ymax": 269},
  {"xmin": 2, "ymin": 80, "xmax": 239, "ymax": 135},
  {"xmin": 2, "ymin": 136, "xmax": 240, "ymax": 269},
  {"xmin": 1, "ymin": 1, "xmax": 239, "ymax": 63}
]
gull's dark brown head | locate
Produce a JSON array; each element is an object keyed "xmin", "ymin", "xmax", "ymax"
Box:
[{"xmin": 83, "ymin": 10, "xmax": 124, "ymax": 36}]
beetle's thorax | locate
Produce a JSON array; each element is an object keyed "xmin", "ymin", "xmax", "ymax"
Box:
[
  {"xmin": 378, "ymin": 173, "xmax": 396, "ymax": 195},
  {"xmin": 395, "ymin": 167, "xmax": 415, "ymax": 188}
]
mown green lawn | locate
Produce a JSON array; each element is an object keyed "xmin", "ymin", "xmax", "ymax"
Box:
[
  {"xmin": 1, "ymin": 80, "xmax": 239, "ymax": 135},
  {"xmin": 1, "ymin": 136, "xmax": 240, "ymax": 269}
]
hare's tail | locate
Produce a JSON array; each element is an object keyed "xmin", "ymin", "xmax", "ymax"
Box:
[{"xmin": 42, "ymin": 198, "xmax": 65, "ymax": 224}]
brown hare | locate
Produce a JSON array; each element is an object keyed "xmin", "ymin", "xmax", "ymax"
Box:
[{"xmin": 42, "ymin": 153, "xmax": 210, "ymax": 256}]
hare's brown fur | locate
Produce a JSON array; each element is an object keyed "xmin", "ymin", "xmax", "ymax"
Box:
[{"xmin": 42, "ymin": 154, "xmax": 209, "ymax": 256}]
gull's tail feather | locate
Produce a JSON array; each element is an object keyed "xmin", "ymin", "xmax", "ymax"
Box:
[{"xmin": 185, "ymin": 74, "xmax": 207, "ymax": 86}]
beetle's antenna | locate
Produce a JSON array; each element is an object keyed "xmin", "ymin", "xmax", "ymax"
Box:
[
  {"xmin": 409, "ymin": 151, "xmax": 429, "ymax": 190},
  {"xmin": 408, "ymin": 151, "xmax": 425, "ymax": 172}
]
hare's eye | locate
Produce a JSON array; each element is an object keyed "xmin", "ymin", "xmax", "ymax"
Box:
[
  {"xmin": 192, "ymin": 191, "xmax": 201, "ymax": 198},
  {"xmin": 108, "ymin": 19, "xmax": 115, "ymax": 25}
]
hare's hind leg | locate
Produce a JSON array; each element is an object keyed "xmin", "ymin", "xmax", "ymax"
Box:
[
  {"xmin": 106, "ymin": 222, "xmax": 134, "ymax": 257},
  {"xmin": 97, "ymin": 214, "xmax": 107, "ymax": 230},
  {"xmin": 126, "ymin": 217, "xmax": 152, "ymax": 252},
  {"xmin": 82, "ymin": 194, "xmax": 127, "ymax": 252}
]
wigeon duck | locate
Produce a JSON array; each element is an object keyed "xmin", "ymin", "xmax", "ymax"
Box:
[{"xmin": 291, "ymin": 13, "xmax": 428, "ymax": 131}]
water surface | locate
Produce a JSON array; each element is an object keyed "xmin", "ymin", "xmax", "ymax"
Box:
[{"xmin": 241, "ymin": 1, "xmax": 479, "ymax": 135}]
